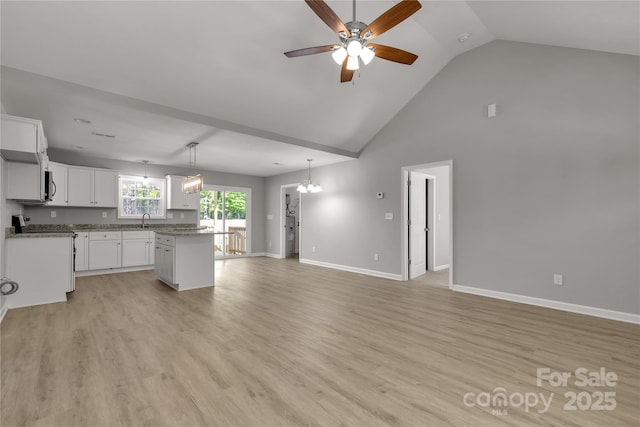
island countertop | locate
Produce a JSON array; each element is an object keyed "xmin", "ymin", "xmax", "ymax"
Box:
[{"xmin": 155, "ymin": 229, "xmax": 233, "ymax": 236}]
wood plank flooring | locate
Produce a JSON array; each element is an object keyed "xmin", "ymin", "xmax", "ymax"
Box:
[{"xmin": 1, "ymin": 257, "xmax": 638, "ymax": 426}]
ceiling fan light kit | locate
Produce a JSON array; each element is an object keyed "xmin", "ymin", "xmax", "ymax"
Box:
[{"xmin": 284, "ymin": 0, "xmax": 422, "ymax": 83}]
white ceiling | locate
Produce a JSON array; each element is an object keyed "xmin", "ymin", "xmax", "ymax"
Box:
[{"xmin": 1, "ymin": 1, "xmax": 637, "ymax": 177}]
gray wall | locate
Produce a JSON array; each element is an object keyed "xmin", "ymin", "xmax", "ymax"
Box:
[
  {"xmin": 24, "ymin": 149, "xmax": 266, "ymax": 254},
  {"xmin": 265, "ymin": 40, "xmax": 640, "ymax": 314}
]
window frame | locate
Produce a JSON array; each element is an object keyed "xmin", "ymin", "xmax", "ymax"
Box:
[{"xmin": 117, "ymin": 174, "xmax": 167, "ymax": 219}]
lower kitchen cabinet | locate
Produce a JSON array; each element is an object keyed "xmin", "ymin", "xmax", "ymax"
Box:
[
  {"xmin": 122, "ymin": 231, "xmax": 155, "ymax": 267},
  {"xmin": 6, "ymin": 236, "xmax": 73, "ymax": 308},
  {"xmin": 88, "ymin": 232, "xmax": 122, "ymax": 270},
  {"xmin": 75, "ymin": 232, "xmax": 89, "ymax": 271},
  {"xmin": 154, "ymin": 233, "xmax": 214, "ymax": 291}
]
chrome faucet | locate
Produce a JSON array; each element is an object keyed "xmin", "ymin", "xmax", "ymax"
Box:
[{"xmin": 141, "ymin": 213, "xmax": 151, "ymax": 229}]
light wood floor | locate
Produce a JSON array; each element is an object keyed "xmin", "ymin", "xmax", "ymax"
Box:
[{"xmin": 2, "ymin": 258, "xmax": 638, "ymax": 426}]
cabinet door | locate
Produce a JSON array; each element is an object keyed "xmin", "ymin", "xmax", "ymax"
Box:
[
  {"xmin": 88, "ymin": 240, "xmax": 122, "ymax": 270},
  {"xmin": 154, "ymin": 244, "xmax": 163, "ymax": 276},
  {"xmin": 0, "ymin": 115, "xmax": 40, "ymax": 163},
  {"xmin": 6, "ymin": 162, "xmax": 44, "ymax": 201},
  {"xmin": 93, "ymin": 170, "xmax": 118, "ymax": 207},
  {"xmin": 75, "ymin": 233, "xmax": 89, "ymax": 271},
  {"xmin": 68, "ymin": 167, "xmax": 93, "ymax": 206},
  {"xmin": 147, "ymin": 241, "xmax": 155, "ymax": 265},
  {"xmin": 184, "ymin": 191, "xmax": 200, "ymax": 210},
  {"xmin": 48, "ymin": 163, "xmax": 68, "ymax": 206},
  {"xmin": 122, "ymin": 239, "xmax": 148, "ymax": 267},
  {"xmin": 164, "ymin": 246, "xmax": 175, "ymax": 283}
]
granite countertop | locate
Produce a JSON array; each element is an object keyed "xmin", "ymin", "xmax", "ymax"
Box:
[
  {"xmin": 5, "ymin": 224, "xmax": 203, "ymax": 239},
  {"xmin": 7, "ymin": 231, "xmax": 75, "ymax": 239},
  {"xmin": 155, "ymin": 229, "xmax": 232, "ymax": 236}
]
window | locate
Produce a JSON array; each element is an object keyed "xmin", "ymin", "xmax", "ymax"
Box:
[{"xmin": 118, "ymin": 175, "xmax": 166, "ymax": 218}]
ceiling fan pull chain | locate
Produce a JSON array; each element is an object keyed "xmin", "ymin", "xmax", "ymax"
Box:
[{"xmin": 353, "ymin": 0, "xmax": 356, "ymax": 23}]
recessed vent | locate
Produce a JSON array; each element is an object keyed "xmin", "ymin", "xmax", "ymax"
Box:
[{"xmin": 91, "ymin": 132, "xmax": 116, "ymax": 139}]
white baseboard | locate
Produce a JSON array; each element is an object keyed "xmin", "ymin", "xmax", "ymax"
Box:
[
  {"xmin": 452, "ymin": 284, "xmax": 640, "ymax": 325},
  {"xmin": 433, "ymin": 264, "xmax": 450, "ymax": 271},
  {"xmin": 263, "ymin": 252, "xmax": 282, "ymax": 259},
  {"xmin": 250, "ymin": 252, "xmax": 266, "ymax": 257},
  {"xmin": 299, "ymin": 258, "xmax": 403, "ymax": 281},
  {"xmin": 76, "ymin": 265, "xmax": 154, "ymax": 277}
]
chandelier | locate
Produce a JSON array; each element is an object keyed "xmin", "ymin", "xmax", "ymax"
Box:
[{"xmin": 297, "ymin": 159, "xmax": 323, "ymax": 193}]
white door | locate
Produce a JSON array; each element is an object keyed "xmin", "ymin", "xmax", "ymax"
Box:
[
  {"xmin": 93, "ymin": 170, "xmax": 118, "ymax": 207},
  {"xmin": 409, "ymin": 172, "xmax": 427, "ymax": 279}
]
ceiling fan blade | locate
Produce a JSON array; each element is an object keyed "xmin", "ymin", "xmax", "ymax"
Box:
[
  {"xmin": 369, "ymin": 44, "xmax": 418, "ymax": 65},
  {"xmin": 340, "ymin": 58, "xmax": 354, "ymax": 83},
  {"xmin": 284, "ymin": 45, "xmax": 336, "ymax": 58},
  {"xmin": 362, "ymin": 0, "xmax": 422, "ymax": 41},
  {"xmin": 305, "ymin": 0, "xmax": 350, "ymax": 37}
]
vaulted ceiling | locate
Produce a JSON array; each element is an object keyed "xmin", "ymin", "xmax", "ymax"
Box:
[{"xmin": 1, "ymin": 1, "xmax": 638, "ymax": 176}]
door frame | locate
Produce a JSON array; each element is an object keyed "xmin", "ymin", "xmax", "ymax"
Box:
[
  {"xmin": 401, "ymin": 160, "xmax": 453, "ymax": 288},
  {"xmin": 198, "ymin": 184, "xmax": 252, "ymax": 259},
  {"xmin": 280, "ymin": 184, "xmax": 302, "ymax": 259},
  {"xmin": 409, "ymin": 171, "xmax": 435, "ymax": 279}
]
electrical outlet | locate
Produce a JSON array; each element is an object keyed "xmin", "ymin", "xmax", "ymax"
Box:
[
  {"xmin": 167, "ymin": 212, "xmax": 173, "ymax": 219},
  {"xmin": 180, "ymin": 213, "xmax": 185, "ymax": 219},
  {"xmin": 102, "ymin": 211, "xmax": 108, "ymax": 218},
  {"xmin": 374, "ymin": 253, "xmax": 379, "ymax": 261},
  {"xmin": 554, "ymin": 274, "xmax": 563, "ymax": 286},
  {"xmin": 312, "ymin": 246, "xmax": 316, "ymax": 253},
  {"xmin": 385, "ymin": 212, "xmax": 393, "ymax": 220},
  {"xmin": 50, "ymin": 211, "xmax": 56, "ymax": 218},
  {"xmin": 269, "ymin": 241, "xmax": 272, "ymax": 247}
]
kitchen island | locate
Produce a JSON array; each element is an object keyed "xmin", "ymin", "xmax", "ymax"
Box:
[{"xmin": 154, "ymin": 229, "xmax": 216, "ymax": 291}]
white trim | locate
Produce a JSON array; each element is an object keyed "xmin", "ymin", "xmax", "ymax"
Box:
[
  {"xmin": 76, "ymin": 265, "xmax": 153, "ymax": 277},
  {"xmin": 0, "ymin": 305, "xmax": 7, "ymax": 324},
  {"xmin": 401, "ymin": 160, "xmax": 454, "ymax": 289},
  {"xmin": 263, "ymin": 252, "xmax": 281, "ymax": 259},
  {"xmin": 433, "ymin": 264, "xmax": 450, "ymax": 271},
  {"xmin": 280, "ymin": 184, "xmax": 300, "ymax": 259},
  {"xmin": 300, "ymin": 258, "xmax": 403, "ymax": 281},
  {"xmin": 452, "ymin": 284, "xmax": 640, "ymax": 324},
  {"xmin": 250, "ymin": 252, "xmax": 266, "ymax": 257}
]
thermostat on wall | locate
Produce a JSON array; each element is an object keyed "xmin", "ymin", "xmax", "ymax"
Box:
[{"xmin": 376, "ymin": 192, "xmax": 384, "ymax": 199}]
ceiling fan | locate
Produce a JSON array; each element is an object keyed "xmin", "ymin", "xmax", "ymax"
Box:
[{"xmin": 284, "ymin": 0, "xmax": 422, "ymax": 83}]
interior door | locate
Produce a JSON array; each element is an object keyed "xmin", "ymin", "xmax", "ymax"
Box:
[{"xmin": 409, "ymin": 172, "xmax": 427, "ymax": 279}]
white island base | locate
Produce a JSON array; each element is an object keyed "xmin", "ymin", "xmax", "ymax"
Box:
[{"xmin": 154, "ymin": 231, "xmax": 215, "ymax": 291}]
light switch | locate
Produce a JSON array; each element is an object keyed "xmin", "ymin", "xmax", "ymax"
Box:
[
  {"xmin": 267, "ymin": 214, "xmax": 274, "ymax": 220},
  {"xmin": 488, "ymin": 103, "xmax": 497, "ymax": 118},
  {"xmin": 385, "ymin": 212, "xmax": 393, "ymax": 220},
  {"xmin": 167, "ymin": 212, "xmax": 174, "ymax": 219}
]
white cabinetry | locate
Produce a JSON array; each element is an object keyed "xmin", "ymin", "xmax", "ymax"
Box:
[
  {"xmin": 0, "ymin": 114, "xmax": 47, "ymax": 163},
  {"xmin": 6, "ymin": 237, "xmax": 72, "ymax": 308},
  {"xmin": 88, "ymin": 232, "xmax": 122, "ymax": 270},
  {"xmin": 154, "ymin": 233, "xmax": 214, "ymax": 291},
  {"xmin": 75, "ymin": 232, "xmax": 89, "ymax": 272},
  {"xmin": 166, "ymin": 175, "xmax": 199, "ymax": 210},
  {"xmin": 48, "ymin": 162, "xmax": 68, "ymax": 206},
  {"xmin": 5, "ymin": 161, "xmax": 46, "ymax": 202},
  {"xmin": 122, "ymin": 231, "xmax": 155, "ymax": 267},
  {"xmin": 68, "ymin": 167, "xmax": 118, "ymax": 207}
]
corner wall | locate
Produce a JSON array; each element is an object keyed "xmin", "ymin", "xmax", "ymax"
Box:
[{"xmin": 265, "ymin": 40, "xmax": 640, "ymax": 315}]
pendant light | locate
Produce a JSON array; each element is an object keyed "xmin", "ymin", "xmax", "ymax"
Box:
[
  {"xmin": 297, "ymin": 159, "xmax": 322, "ymax": 193},
  {"xmin": 141, "ymin": 160, "xmax": 149, "ymax": 185},
  {"xmin": 183, "ymin": 142, "xmax": 203, "ymax": 194}
]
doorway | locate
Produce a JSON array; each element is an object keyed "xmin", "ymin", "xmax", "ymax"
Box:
[
  {"xmin": 199, "ymin": 185, "xmax": 251, "ymax": 258},
  {"xmin": 401, "ymin": 161, "xmax": 453, "ymax": 287},
  {"xmin": 280, "ymin": 184, "xmax": 301, "ymax": 259}
]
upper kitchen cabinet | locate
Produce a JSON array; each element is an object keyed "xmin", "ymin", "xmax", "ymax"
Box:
[
  {"xmin": 67, "ymin": 166, "xmax": 118, "ymax": 207},
  {"xmin": 166, "ymin": 175, "xmax": 199, "ymax": 210},
  {"xmin": 47, "ymin": 162, "xmax": 68, "ymax": 206},
  {"xmin": 0, "ymin": 114, "xmax": 47, "ymax": 163}
]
